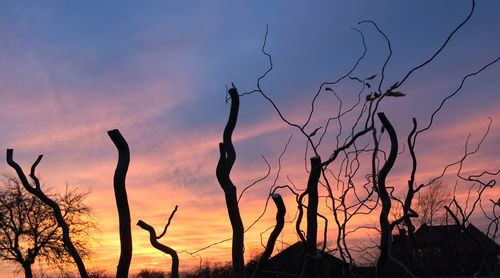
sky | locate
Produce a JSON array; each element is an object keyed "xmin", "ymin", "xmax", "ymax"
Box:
[{"xmin": 0, "ymin": 0, "xmax": 499, "ymax": 276}]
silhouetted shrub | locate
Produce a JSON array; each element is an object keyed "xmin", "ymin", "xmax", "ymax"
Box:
[
  {"xmin": 182, "ymin": 254, "xmax": 262, "ymax": 278},
  {"xmin": 136, "ymin": 269, "xmax": 167, "ymax": 278},
  {"xmin": 183, "ymin": 261, "xmax": 232, "ymax": 278},
  {"xmin": 88, "ymin": 269, "xmax": 112, "ymax": 278}
]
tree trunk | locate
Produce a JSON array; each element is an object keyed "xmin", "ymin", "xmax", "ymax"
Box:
[
  {"xmin": 306, "ymin": 156, "xmax": 321, "ymax": 253},
  {"xmin": 375, "ymin": 113, "xmax": 398, "ymax": 278},
  {"xmin": 108, "ymin": 129, "xmax": 132, "ymax": 278},
  {"xmin": 21, "ymin": 262, "xmax": 33, "ymax": 278},
  {"xmin": 251, "ymin": 194, "xmax": 286, "ymax": 278},
  {"xmin": 216, "ymin": 86, "xmax": 245, "ymax": 278},
  {"xmin": 300, "ymin": 156, "xmax": 322, "ymax": 278}
]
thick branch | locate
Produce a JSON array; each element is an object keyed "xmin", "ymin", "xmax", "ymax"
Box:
[
  {"xmin": 107, "ymin": 129, "xmax": 132, "ymax": 278},
  {"xmin": 374, "ymin": 113, "xmax": 397, "ymax": 277},
  {"xmin": 216, "ymin": 87, "xmax": 245, "ymax": 278},
  {"xmin": 299, "ymin": 156, "xmax": 323, "ymax": 278},
  {"xmin": 444, "ymin": 206, "xmax": 463, "ymax": 228},
  {"xmin": 223, "ymin": 86, "xmax": 239, "ymax": 171},
  {"xmin": 374, "ymin": 114, "xmax": 417, "ymax": 278},
  {"xmin": 295, "ymin": 191, "xmax": 307, "ymax": 243},
  {"xmin": 137, "ymin": 220, "xmax": 179, "ymax": 278},
  {"xmin": 251, "ymin": 194, "xmax": 286, "ymax": 278},
  {"xmin": 306, "ymin": 156, "xmax": 321, "ymax": 253}
]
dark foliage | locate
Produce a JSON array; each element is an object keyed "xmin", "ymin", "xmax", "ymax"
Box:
[
  {"xmin": 137, "ymin": 269, "xmax": 167, "ymax": 278},
  {"xmin": 88, "ymin": 269, "xmax": 113, "ymax": 278},
  {"xmin": 183, "ymin": 262, "xmax": 232, "ymax": 278}
]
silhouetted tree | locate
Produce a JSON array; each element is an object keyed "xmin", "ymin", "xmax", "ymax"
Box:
[
  {"xmin": 108, "ymin": 129, "xmax": 133, "ymax": 278},
  {"xmin": 231, "ymin": 0, "xmax": 499, "ymax": 277},
  {"xmin": 417, "ymin": 181, "xmax": 450, "ymax": 226},
  {"xmin": 299, "ymin": 156, "xmax": 322, "ymax": 278},
  {"xmin": 6, "ymin": 149, "xmax": 90, "ymax": 278},
  {"xmin": 216, "ymin": 86, "xmax": 246, "ymax": 278},
  {"xmin": 4, "ymin": 129, "xmax": 136, "ymax": 278},
  {"xmin": 0, "ymin": 175, "xmax": 94, "ymax": 278},
  {"xmin": 4, "ymin": 1, "xmax": 497, "ymax": 277}
]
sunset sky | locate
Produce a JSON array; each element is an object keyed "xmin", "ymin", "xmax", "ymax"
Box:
[{"xmin": 0, "ymin": 0, "xmax": 499, "ymax": 276}]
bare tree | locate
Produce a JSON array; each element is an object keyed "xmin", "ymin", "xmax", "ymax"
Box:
[
  {"xmin": 0, "ymin": 175, "xmax": 94, "ymax": 278},
  {"xmin": 417, "ymin": 181, "xmax": 451, "ymax": 226},
  {"xmin": 6, "ymin": 149, "xmax": 90, "ymax": 278},
  {"xmin": 230, "ymin": 0, "xmax": 499, "ymax": 277},
  {"xmin": 10, "ymin": 2, "xmax": 487, "ymax": 277},
  {"xmin": 433, "ymin": 120, "xmax": 500, "ymax": 275},
  {"xmin": 2, "ymin": 129, "xmax": 138, "ymax": 278}
]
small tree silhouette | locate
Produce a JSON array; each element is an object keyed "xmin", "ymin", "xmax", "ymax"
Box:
[
  {"xmin": 417, "ymin": 181, "xmax": 451, "ymax": 226},
  {"xmin": 6, "ymin": 150, "xmax": 89, "ymax": 278},
  {"xmin": 0, "ymin": 175, "xmax": 94, "ymax": 278}
]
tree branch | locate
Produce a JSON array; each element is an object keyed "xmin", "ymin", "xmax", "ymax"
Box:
[
  {"xmin": 107, "ymin": 129, "xmax": 132, "ymax": 278},
  {"xmin": 137, "ymin": 208, "xmax": 179, "ymax": 278},
  {"xmin": 251, "ymin": 194, "xmax": 286, "ymax": 278},
  {"xmin": 216, "ymin": 86, "xmax": 245, "ymax": 278}
]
